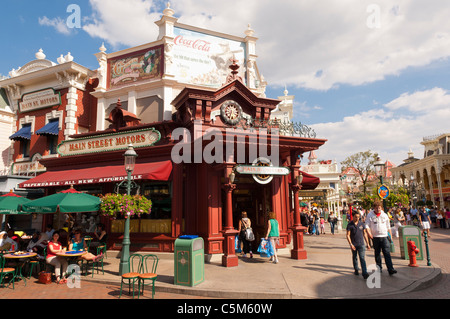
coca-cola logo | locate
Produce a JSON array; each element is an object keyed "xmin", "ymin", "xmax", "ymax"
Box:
[{"xmin": 174, "ymin": 35, "xmax": 211, "ymax": 52}]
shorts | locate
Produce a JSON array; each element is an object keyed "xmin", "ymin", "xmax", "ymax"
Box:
[{"xmin": 422, "ymin": 221, "xmax": 430, "ymax": 229}]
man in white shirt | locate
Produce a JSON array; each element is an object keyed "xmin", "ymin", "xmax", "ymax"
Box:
[{"xmin": 365, "ymin": 200, "xmax": 397, "ymax": 275}]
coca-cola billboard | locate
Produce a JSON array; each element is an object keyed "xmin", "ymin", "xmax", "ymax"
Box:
[{"xmin": 172, "ymin": 27, "xmax": 246, "ymax": 88}]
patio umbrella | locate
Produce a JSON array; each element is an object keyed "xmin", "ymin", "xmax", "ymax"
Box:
[
  {"xmin": 21, "ymin": 186, "xmax": 101, "ymax": 229},
  {"xmin": 21, "ymin": 187, "xmax": 101, "ymax": 214},
  {"xmin": 0, "ymin": 191, "xmax": 31, "ymax": 215}
]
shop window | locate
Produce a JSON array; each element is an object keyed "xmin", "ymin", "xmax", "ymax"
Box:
[{"xmin": 110, "ymin": 182, "xmax": 172, "ymax": 234}]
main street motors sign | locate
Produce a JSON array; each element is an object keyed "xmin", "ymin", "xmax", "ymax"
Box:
[{"xmin": 57, "ymin": 128, "xmax": 161, "ymax": 156}]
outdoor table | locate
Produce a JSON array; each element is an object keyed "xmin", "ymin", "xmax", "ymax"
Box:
[
  {"xmin": 56, "ymin": 250, "xmax": 87, "ymax": 276},
  {"xmin": 3, "ymin": 252, "xmax": 37, "ymax": 285}
]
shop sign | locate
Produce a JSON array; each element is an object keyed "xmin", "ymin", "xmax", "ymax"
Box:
[
  {"xmin": 377, "ymin": 184, "xmax": 390, "ymax": 199},
  {"xmin": 235, "ymin": 157, "xmax": 290, "ymax": 185},
  {"xmin": 108, "ymin": 45, "xmax": 163, "ymax": 88},
  {"xmin": 235, "ymin": 165, "xmax": 290, "ymax": 176},
  {"xmin": 12, "ymin": 154, "xmax": 46, "ymax": 175},
  {"xmin": 19, "ymin": 88, "xmax": 61, "ymax": 113},
  {"xmin": 57, "ymin": 128, "xmax": 161, "ymax": 156},
  {"xmin": 172, "ymin": 27, "xmax": 246, "ymax": 88}
]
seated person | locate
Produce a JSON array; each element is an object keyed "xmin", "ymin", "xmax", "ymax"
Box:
[
  {"xmin": 0, "ymin": 231, "xmax": 12, "ymax": 251},
  {"xmin": 7, "ymin": 229, "xmax": 21, "ymax": 251},
  {"xmin": 91, "ymin": 223, "xmax": 108, "ymax": 249},
  {"xmin": 26, "ymin": 232, "xmax": 49, "ymax": 259},
  {"xmin": 69, "ymin": 229, "xmax": 103, "ymax": 262}
]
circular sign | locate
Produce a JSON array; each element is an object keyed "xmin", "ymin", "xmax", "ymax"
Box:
[
  {"xmin": 252, "ymin": 157, "xmax": 273, "ymax": 185},
  {"xmin": 377, "ymin": 184, "xmax": 390, "ymax": 199},
  {"xmin": 220, "ymin": 100, "xmax": 242, "ymax": 126}
]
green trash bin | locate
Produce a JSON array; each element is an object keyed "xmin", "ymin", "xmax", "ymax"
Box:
[
  {"xmin": 399, "ymin": 226, "xmax": 423, "ymax": 260},
  {"xmin": 174, "ymin": 235, "xmax": 205, "ymax": 287}
]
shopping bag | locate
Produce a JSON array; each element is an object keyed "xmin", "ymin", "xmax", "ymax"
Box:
[
  {"xmin": 257, "ymin": 238, "xmax": 270, "ymax": 257},
  {"xmin": 235, "ymin": 235, "xmax": 241, "ymax": 253}
]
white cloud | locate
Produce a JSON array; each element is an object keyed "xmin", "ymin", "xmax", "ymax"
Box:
[
  {"xmin": 385, "ymin": 87, "xmax": 450, "ymax": 112},
  {"xmin": 38, "ymin": 16, "xmax": 71, "ymax": 35},
  {"xmin": 311, "ymin": 87, "xmax": 450, "ymax": 166},
  {"xmin": 80, "ymin": 0, "xmax": 450, "ymax": 90},
  {"xmin": 82, "ymin": 0, "xmax": 161, "ymax": 48}
]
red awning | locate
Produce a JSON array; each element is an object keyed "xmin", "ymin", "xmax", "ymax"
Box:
[
  {"xmin": 19, "ymin": 161, "xmax": 173, "ymax": 188},
  {"xmin": 299, "ymin": 171, "xmax": 320, "ymax": 190},
  {"xmin": 288, "ymin": 170, "xmax": 320, "ymax": 190}
]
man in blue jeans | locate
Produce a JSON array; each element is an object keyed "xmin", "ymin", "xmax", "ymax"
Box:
[
  {"xmin": 346, "ymin": 211, "xmax": 370, "ymax": 279},
  {"xmin": 365, "ymin": 200, "xmax": 397, "ymax": 275}
]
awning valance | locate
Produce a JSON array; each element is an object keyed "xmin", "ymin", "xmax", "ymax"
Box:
[
  {"xmin": 19, "ymin": 160, "xmax": 173, "ymax": 188},
  {"xmin": 288, "ymin": 170, "xmax": 320, "ymax": 190},
  {"xmin": 10, "ymin": 124, "xmax": 32, "ymax": 141},
  {"xmin": 36, "ymin": 120, "xmax": 59, "ymax": 136}
]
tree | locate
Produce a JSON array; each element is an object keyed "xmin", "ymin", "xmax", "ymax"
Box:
[{"xmin": 341, "ymin": 150, "xmax": 379, "ymax": 195}]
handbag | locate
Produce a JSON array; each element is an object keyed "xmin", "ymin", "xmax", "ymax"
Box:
[
  {"xmin": 39, "ymin": 271, "xmax": 52, "ymax": 284},
  {"xmin": 245, "ymin": 227, "xmax": 255, "ymax": 241}
]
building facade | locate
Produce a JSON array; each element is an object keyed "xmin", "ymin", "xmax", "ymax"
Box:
[
  {"xmin": 391, "ymin": 133, "xmax": 450, "ymax": 209},
  {"xmin": 1, "ymin": 5, "xmax": 326, "ymax": 266}
]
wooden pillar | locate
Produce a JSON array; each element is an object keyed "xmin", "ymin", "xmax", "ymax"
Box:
[
  {"xmin": 290, "ymin": 151, "xmax": 307, "ymax": 260},
  {"xmin": 221, "ymin": 165, "xmax": 238, "ymax": 267}
]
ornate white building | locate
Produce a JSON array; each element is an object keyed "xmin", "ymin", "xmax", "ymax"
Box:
[
  {"xmin": 391, "ymin": 133, "xmax": 450, "ymax": 209},
  {"xmin": 300, "ymin": 151, "xmax": 343, "ymax": 216}
]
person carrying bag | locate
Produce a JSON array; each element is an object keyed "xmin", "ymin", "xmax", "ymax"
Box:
[{"xmin": 238, "ymin": 211, "xmax": 254, "ymax": 258}]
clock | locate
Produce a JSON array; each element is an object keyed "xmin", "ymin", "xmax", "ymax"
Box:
[{"xmin": 220, "ymin": 100, "xmax": 242, "ymax": 126}]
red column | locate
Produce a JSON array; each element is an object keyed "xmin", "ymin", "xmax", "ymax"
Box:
[
  {"xmin": 290, "ymin": 183, "xmax": 307, "ymax": 260},
  {"xmin": 221, "ymin": 178, "xmax": 239, "ymax": 267}
]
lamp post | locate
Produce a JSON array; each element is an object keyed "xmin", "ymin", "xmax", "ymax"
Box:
[
  {"xmin": 118, "ymin": 144, "xmax": 138, "ymax": 276},
  {"xmin": 374, "ymin": 157, "xmax": 388, "ymax": 212}
]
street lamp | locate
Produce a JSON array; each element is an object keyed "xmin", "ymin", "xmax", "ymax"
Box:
[
  {"xmin": 118, "ymin": 144, "xmax": 138, "ymax": 276},
  {"xmin": 374, "ymin": 156, "xmax": 388, "ymax": 212},
  {"xmin": 374, "ymin": 157, "xmax": 386, "ymax": 184}
]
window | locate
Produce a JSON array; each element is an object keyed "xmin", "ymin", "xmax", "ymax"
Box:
[{"xmin": 48, "ymin": 134, "xmax": 58, "ymax": 154}]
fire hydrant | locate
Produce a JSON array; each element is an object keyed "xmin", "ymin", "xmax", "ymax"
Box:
[{"xmin": 407, "ymin": 240, "xmax": 419, "ymax": 267}]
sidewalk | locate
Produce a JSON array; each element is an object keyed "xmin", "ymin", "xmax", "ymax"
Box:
[{"xmin": 84, "ymin": 228, "xmax": 442, "ymax": 299}]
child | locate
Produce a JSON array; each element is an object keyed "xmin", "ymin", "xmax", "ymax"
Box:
[{"xmin": 320, "ymin": 217, "xmax": 326, "ymax": 234}]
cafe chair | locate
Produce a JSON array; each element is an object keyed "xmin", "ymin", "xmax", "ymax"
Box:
[
  {"xmin": 119, "ymin": 254, "xmax": 142, "ymax": 299},
  {"xmin": 27, "ymin": 260, "xmax": 39, "ymax": 279},
  {"xmin": 138, "ymin": 254, "xmax": 159, "ymax": 299},
  {"xmin": 83, "ymin": 244, "xmax": 107, "ymax": 277},
  {"xmin": 0, "ymin": 255, "xmax": 16, "ymax": 289}
]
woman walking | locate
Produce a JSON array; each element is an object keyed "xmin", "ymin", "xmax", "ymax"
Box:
[
  {"xmin": 238, "ymin": 211, "xmax": 253, "ymax": 258},
  {"xmin": 265, "ymin": 212, "xmax": 280, "ymax": 264}
]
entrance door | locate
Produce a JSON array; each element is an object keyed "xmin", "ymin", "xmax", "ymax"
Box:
[{"xmin": 232, "ymin": 179, "xmax": 272, "ymax": 251}]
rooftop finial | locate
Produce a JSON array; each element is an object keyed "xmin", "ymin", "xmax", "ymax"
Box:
[
  {"xmin": 163, "ymin": 2, "xmax": 175, "ymax": 16},
  {"xmin": 245, "ymin": 23, "xmax": 255, "ymax": 37},
  {"xmin": 99, "ymin": 42, "xmax": 107, "ymax": 53},
  {"xmin": 35, "ymin": 48, "xmax": 46, "ymax": 60}
]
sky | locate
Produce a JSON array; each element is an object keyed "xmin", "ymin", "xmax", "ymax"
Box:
[{"xmin": 1, "ymin": 0, "xmax": 450, "ymax": 168}]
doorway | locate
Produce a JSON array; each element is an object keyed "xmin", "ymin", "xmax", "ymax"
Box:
[{"xmin": 231, "ymin": 177, "xmax": 272, "ymax": 251}]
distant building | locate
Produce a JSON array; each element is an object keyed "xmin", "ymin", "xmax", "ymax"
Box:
[{"xmin": 391, "ymin": 133, "xmax": 450, "ymax": 209}]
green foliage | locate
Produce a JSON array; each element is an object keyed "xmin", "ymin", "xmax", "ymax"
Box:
[
  {"xmin": 357, "ymin": 186, "xmax": 409, "ymax": 210},
  {"xmin": 341, "ymin": 150, "xmax": 379, "ymax": 195},
  {"xmin": 100, "ymin": 193, "xmax": 152, "ymax": 218}
]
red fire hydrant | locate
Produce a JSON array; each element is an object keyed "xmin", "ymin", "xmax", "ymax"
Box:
[{"xmin": 407, "ymin": 240, "xmax": 419, "ymax": 267}]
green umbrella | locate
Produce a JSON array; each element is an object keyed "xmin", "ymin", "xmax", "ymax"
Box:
[
  {"xmin": 21, "ymin": 188, "xmax": 101, "ymax": 214},
  {"xmin": 21, "ymin": 187, "xmax": 101, "ymax": 229},
  {"xmin": 0, "ymin": 191, "xmax": 31, "ymax": 215}
]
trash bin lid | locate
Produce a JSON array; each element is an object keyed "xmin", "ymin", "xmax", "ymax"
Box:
[{"xmin": 179, "ymin": 235, "xmax": 199, "ymax": 239}]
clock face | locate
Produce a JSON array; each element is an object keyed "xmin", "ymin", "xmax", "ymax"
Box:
[{"xmin": 220, "ymin": 101, "xmax": 242, "ymax": 125}]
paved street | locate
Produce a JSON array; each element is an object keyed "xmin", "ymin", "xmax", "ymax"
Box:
[
  {"xmin": 1, "ymin": 224, "xmax": 449, "ymax": 300},
  {"xmin": 387, "ymin": 226, "xmax": 450, "ymax": 299}
]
